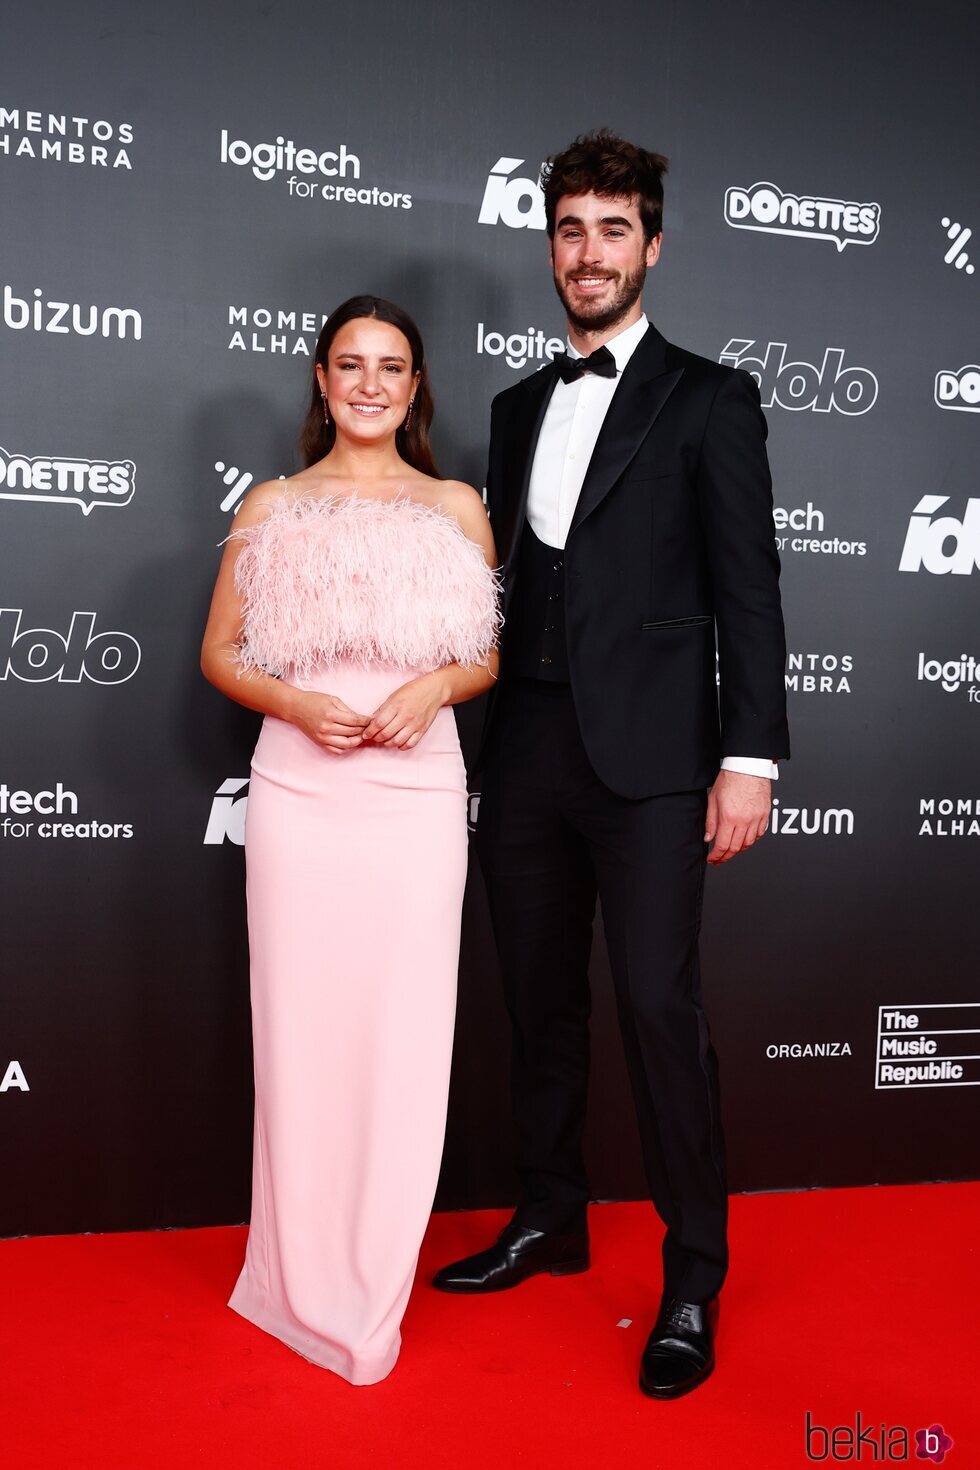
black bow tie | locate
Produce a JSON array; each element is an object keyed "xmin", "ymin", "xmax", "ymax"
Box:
[{"xmin": 554, "ymin": 345, "xmax": 618, "ymax": 383}]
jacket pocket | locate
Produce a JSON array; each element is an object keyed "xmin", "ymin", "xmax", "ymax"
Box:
[
  {"xmin": 627, "ymin": 466, "xmax": 685, "ymax": 482},
  {"xmin": 641, "ymin": 615, "xmax": 713, "ymax": 630}
]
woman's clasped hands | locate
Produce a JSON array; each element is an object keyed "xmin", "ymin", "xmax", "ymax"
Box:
[{"xmin": 292, "ymin": 672, "xmax": 449, "ymax": 754}]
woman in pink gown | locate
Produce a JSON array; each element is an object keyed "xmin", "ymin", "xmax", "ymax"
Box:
[{"xmin": 201, "ymin": 296, "xmax": 500, "ymax": 1384}]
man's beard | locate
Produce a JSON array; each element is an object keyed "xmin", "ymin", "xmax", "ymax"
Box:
[{"xmin": 555, "ymin": 257, "xmax": 648, "ymax": 334}]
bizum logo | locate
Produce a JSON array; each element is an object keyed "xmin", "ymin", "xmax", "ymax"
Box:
[
  {"xmin": 478, "ymin": 158, "xmax": 546, "ymax": 230},
  {"xmin": 2, "ymin": 285, "xmax": 141, "ymax": 339}
]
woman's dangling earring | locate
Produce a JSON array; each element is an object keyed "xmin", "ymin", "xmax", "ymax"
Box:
[
  {"xmin": 321, "ymin": 392, "xmax": 330, "ymax": 426},
  {"xmin": 403, "ymin": 396, "xmax": 415, "ymax": 431}
]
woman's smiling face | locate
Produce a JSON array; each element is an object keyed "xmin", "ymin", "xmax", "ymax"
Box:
[{"xmin": 317, "ymin": 317, "xmax": 420, "ymax": 445}]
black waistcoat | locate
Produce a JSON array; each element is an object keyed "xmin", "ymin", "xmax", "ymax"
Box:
[{"xmin": 500, "ymin": 519, "xmax": 570, "ymax": 682}]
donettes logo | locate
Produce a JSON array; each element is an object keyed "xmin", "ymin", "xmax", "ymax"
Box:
[
  {"xmin": 0, "ymin": 446, "xmax": 135, "ymax": 514},
  {"xmin": 724, "ymin": 181, "xmax": 880, "ymax": 249},
  {"xmin": 934, "ymin": 365, "xmax": 980, "ymax": 412}
]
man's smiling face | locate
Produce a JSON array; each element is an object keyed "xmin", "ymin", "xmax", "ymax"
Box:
[{"xmin": 550, "ymin": 191, "xmax": 661, "ymax": 336}]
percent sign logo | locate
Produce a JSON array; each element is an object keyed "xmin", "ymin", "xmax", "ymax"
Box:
[
  {"xmin": 215, "ymin": 460, "xmax": 253, "ymax": 513},
  {"xmin": 215, "ymin": 462, "xmax": 286, "ymax": 513},
  {"xmin": 941, "ymin": 217, "xmax": 974, "ymax": 275}
]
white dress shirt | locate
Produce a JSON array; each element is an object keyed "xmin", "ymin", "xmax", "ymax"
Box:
[{"xmin": 526, "ymin": 313, "xmax": 777, "ymax": 781}]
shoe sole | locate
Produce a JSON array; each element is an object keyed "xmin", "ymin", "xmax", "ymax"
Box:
[
  {"xmin": 639, "ymin": 1359, "xmax": 714, "ymax": 1400},
  {"xmin": 432, "ymin": 1257, "xmax": 590, "ymax": 1294}
]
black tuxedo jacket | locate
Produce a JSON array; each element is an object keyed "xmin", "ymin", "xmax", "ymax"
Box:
[{"xmin": 481, "ymin": 322, "xmax": 790, "ymax": 799}]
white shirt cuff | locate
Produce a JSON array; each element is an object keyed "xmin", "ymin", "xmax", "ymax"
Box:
[{"xmin": 721, "ymin": 757, "xmax": 779, "ymax": 780}]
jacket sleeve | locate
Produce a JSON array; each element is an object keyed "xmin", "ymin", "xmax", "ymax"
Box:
[
  {"xmin": 696, "ymin": 368, "xmax": 790, "ymax": 761},
  {"xmin": 484, "ymin": 391, "xmax": 507, "ymax": 563}
]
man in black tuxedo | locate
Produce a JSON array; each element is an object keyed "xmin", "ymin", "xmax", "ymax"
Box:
[{"xmin": 434, "ymin": 131, "xmax": 789, "ymax": 1399}]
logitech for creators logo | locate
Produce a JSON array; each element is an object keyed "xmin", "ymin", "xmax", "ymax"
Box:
[
  {"xmin": 218, "ymin": 130, "xmax": 412, "ymax": 209},
  {"xmin": 805, "ymin": 1411, "xmax": 954, "ymax": 1462}
]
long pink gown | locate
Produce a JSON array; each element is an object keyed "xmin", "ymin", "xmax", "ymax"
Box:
[{"xmin": 225, "ymin": 493, "xmax": 499, "ymax": 1385}]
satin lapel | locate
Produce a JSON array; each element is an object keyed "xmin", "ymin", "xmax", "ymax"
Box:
[
  {"xmin": 568, "ymin": 328, "xmax": 683, "ymax": 537},
  {"xmin": 499, "ymin": 365, "xmax": 560, "ymax": 575}
]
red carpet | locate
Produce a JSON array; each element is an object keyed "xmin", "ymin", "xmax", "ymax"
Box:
[{"xmin": 2, "ymin": 1184, "xmax": 976, "ymax": 1469}]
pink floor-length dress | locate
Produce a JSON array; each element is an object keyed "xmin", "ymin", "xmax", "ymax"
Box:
[{"xmin": 225, "ymin": 492, "xmax": 500, "ymax": 1385}]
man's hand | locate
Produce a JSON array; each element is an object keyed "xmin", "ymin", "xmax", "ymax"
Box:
[{"xmin": 705, "ymin": 770, "xmax": 771, "ymax": 865}]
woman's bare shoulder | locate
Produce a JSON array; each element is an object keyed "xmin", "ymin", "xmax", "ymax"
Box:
[
  {"xmin": 438, "ymin": 479, "xmax": 488, "ymax": 517},
  {"xmin": 232, "ymin": 467, "xmax": 345, "ymax": 527},
  {"xmin": 430, "ymin": 479, "xmax": 484, "ymax": 516},
  {"xmin": 226, "ymin": 479, "xmax": 291, "ymax": 530},
  {"xmin": 432, "ymin": 480, "xmax": 494, "ymax": 555}
]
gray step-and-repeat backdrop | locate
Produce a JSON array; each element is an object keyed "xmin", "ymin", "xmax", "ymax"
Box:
[{"xmin": 2, "ymin": 0, "xmax": 977, "ymax": 1237}]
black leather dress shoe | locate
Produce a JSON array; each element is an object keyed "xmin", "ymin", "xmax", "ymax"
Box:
[
  {"xmin": 639, "ymin": 1296, "xmax": 718, "ymax": 1399},
  {"xmin": 432, "ymin": 1220, "xmax": 590, "ymax": 1293}
]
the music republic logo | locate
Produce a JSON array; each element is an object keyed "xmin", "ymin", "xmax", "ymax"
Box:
[
  {"xmin": 724, "ymin": 182, "xmax": 880, "ymax": 249},
  {"xmin": 478, "ymin": 158, "xmax": 546, "ymax": 230},
  {"xmin": 0, "ymin": 610, "xmax": 141, "ymax": 683},
  {"xmin": 719, "ymin": 339, "xmax": 878, "ymax": 414},
  {"xmin": 935, "ymin": 365, "xmax": 980, "ymax": 412},
  {"xmin": 204, "ymin": 778, "xmax": 249, "ymax": 845},
  {"xmin": 0, "ymin": 446, "xmax": 135, "ymax": 514},
  {"xmin": 900, "ymin": 497, "xmax": 980, "ymax": 574}
]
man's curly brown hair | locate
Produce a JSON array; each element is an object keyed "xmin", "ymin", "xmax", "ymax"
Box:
[{"xmin": 541, "ymin": 129, "xmax": 669, "ymax": 242}]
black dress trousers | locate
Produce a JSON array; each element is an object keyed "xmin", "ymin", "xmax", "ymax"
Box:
[{"xmin": 476, "ymin": 677, "xmax": 729, "ymax": 1304}]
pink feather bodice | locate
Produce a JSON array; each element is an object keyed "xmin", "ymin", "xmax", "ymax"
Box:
[{"xmin": 230, "ymin": 492, "xmax": 501, "ymax": 680}]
